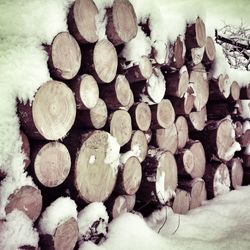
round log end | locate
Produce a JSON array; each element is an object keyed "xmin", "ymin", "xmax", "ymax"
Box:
[
  {"xmin": 173, "ymin": 36, "xmax": 185, "ymax": 69},
  {"xmin": 139, "ymin": 56, "xmax": 153, "ymax": 79},
  {"xmin": 134, "ymin": 102, "xmax": 151, "ymax": 131},
  {"xmin": 178, "ymin": 69, "xmax": 189, "ymax": 98},
  {"xmin": 190, "ymin": 178, "xmax": 207, "ymax": 209},
  {"xmin": 157, "ymin": 99, "xmax": 175, "ymax": 128},
  {"xmin": 229, "ymin": 158, "xmax": 243, "ymax": 189},
  {"xmin": 131, "ymin": 130, "xmax": 148, "ymax": 162},
  {"xmin": 195, "ymin": 17, "xmax": 206, "ymax": 47},
  {"xmin": 230, "ymin": 81, "xmax": 240, "ymax": 101},
  {"xmin": 115, "ymin": 75, "xmax": 132, "ymax": 107},
  {"xmin": 112, "ymin": 195, "xmax": 128, "ymax": 218},
  {"xmin": 176, "ymin": 116, "xmax": 189, "ymax": 149},
  {"xmin": 90, "ymin": 98, "xmax": 108, "ymax": 129},
  {"xmin": 204, "ymin": 36, "xmax": 215, "ymax": 62},
  {"xmin": 183, "ymin": 149, "xmax": 195, "ymax": 175},
  {"xmin": 172, "ymin": 189, "xmax": 190, "ymax": 214}
]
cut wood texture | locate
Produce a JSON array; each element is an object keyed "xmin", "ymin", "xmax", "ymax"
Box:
[
  {"xmin": 169, "ymin": 36, "xmax": 185, "ymax": 69},
  {"xmin": 229, "ymin": 81, "xmax": 240, "ymax": 102},
  {"xmin": 47, "ymin": 32, "xmax": 81, "ymax": 80},
  {"xmin": 172, "ymin": 188, "xmax": 190, "ymax": 214},
  {"xmin": 227, "ymin": 158, "xmax": 243, "ymax": 189},
  {"xmin": 209, "ymin": 74, "xmax": 231, "ymax": 100},
  {"xmin": 175, "ymin": 149, "xmax": 195, "ymax": 176},
  {"xmin": 202, "ymin": 36, "xmax": 216, "ymax": 64},
  {"xmin": 240, "ymin": 83, "xmax": 250, "ymax": 99},
  {"xmin": 137, "ymin": 148, "xmax": 178, "ymax": 205},
  {"xmin": 67, "ymin": 0, "xmax": 98, "ymax": 44},
  {"xmin": 69, "ymin": 74, "xmax": 99, "ymax": 110},
  {"xmin": 239, "ymin": 129, "xmax": 250, "ymax": 147},
  {"xmin": 32, "ymin": 142, "xmax": 71, "ymax": 188},
  {"xmin": 82, "ymin": 39, "xmax": 118, "ymax": 83},
  {"xmin": 20, "ymin": 130, "xmax": 30, "ymax": 169},
  {"xmin": 18, "ymin": 80, "xmax": 76, "ymax": 140},
  {"xmin": 175, "ymin": 116, "xmax": 189, "ymax": 149},
  {"xmin": 106, "ymin": 0, "xmax": 138, "ymax": 46},
  {"xmin": 188, "ymin": 105, "xmax": 207, "ymax": 131},
  {"xmin": 107, "ymin": 195, "xmax": 129, "ymax": 219},
  {"xmin": 170, "ymin": 93, "xmax": 195, "ymax": 115},
  {"xmin": 76, "ymin": 98, "xmax": 108, "ymax": 129},
  {"xmin": 115, "ymin": 156, "xmax": 142, "ymax": 195},
  {"xmin": 5, "ymin": 186, "xmax": 42, "ymax": 222}
]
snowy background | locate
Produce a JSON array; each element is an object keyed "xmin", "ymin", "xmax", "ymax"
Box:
[{"xmin": 0, "ymin": 0, "xmax": 250, "ymax": 249}]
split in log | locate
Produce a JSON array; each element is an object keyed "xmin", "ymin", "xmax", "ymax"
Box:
[
  {"xmin": 165, "ymin": 66, "xmax": 189, "ymax": 98},
  {"xmin": 175, "ymin": 116, "xmax": 189, "ymax": 149},
  {"xmin": 175, "ymin": 149, "xmax": 195, "ymax": 176},
  {"xmin": 69, "ymin": 74, "xmax": 99, "ymax": 110},
  {"xmin": 18, "ymin": 80, "xmax": 76, "ymax": 140},
  {"xmin": 178, "ymin": 178, "xmax": 207, "ymax": 209},
  {"xmin": 5, "ymin": 185, "xmax": 42, "ymax": 222},
  {"xmin": 115, "ymin": 156, "xmax": 142, "ymax": 195},
  {"xmin": 47, "ymin": 32, "xmax": 81, "ymax": 80},
  {"xmin": 99, "ymin": 74, "xmax": 132, "ymax": 109},
  {"xmin": 185, "ymin": 17, "xmax": 206, "ymax": 49},
  {"xmin": 129, "ymin": 102, "xmax": 151, "ymax": 131},
  {"xmin": 172, "ymin": 188, "xmax": 190, "ymax": 214},
  {"xmin": 209, "ymin": 74, "xmax": 231, "ymax": 100},
  {"xmin": 227, "ymin": 158, "xmax": 243, "ymax": 189},
  {"xmin": 20, "ymin": 130, "xmax": 30, "ymax": 169},
  {"xmin": 67, "ymin": 0, "xmax": 98, "ymax": 44},
  {"xmin": 82, "ymin": 39, "xmax": 118, "ymax": 83},
  {"xmin": 106, "ymin": 0, "xmax": 137, "ymax": 46},
  {"xmin": 76, "ymin": 98, "xmax": 108, "ymax": 129},
  {"xmin": 150, "ymin": 99, "xmax": 175, "ymax": 129},
  {"xmin": 229, "ymin": 80, "xmax": 240, "ymax": 102},
  {"xmin": 202, "ymin": 36, "xmax": 216, "ymax": 65},
  {"xmin": 109, "ymin": 110, "xmax": 132, "ymax": 146},
  {"xmin": 124, "ymin": 56, "xmax": 153, "ymax": 83},
  {"xmin": 31, "ymin": 142, "xmax": 71, "ymax": 188},
  {"xmin": 137, "ymin": 148, "xmax": 178, "ymax": 205},
  {"xmin": 203, "ymin": 162, "xmax": 230, "ymax": 199},
  {"xmin": 188, "ymin": 105, "xmax": 207, "ymax": 131},
  {"xmin": 169, "ymin": 93, "xmax": 195, "ymax": 115},
  {"xmin": 240, "ymin": 83, "xmax": 250, "ymax": 99}
]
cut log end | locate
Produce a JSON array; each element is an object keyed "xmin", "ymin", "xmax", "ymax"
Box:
[
  {"xmin": 204, "ymin": 36, "xmax": 215, "ymax": 62},
  {"xmin": 176, "ymin": 116, "xmax": 189, "ymax": 149},
  {"xmin": 21, "ymin": 130, "xmax": 30, "ymax": 169},
  {"xmin": 188, "ymin": 105, "xmax": 207, "ymax": 131},
  {"xmin": 115, "ymin": 75, "xmax": 132, "ymax": 107},
  {"xmin": 112, "ymin": 195, "xmax": 128, "ymax": 218},
  {"xmin": 190, "ymin": 178, "xmax": 207, "ymax": 209},
  {"xmin": 90, "ymin": 98, "xmax": 108, "ymax": 129},
  {"xmin": 230, "ymin": 81, "xmax": 240, "ymax": 101},
  {"xmin": 139, "ymin": 56, "xmax": 153, "ymax": 79},
  {"xmin": 195, "ymin": 17, "xmax": 206, "ymax": 47},
  {"xmin": 173, "ymin": 36, "xmax": 185, "ymax": 69},
  {"xmin": 229, "ymin": 158, "xmax": 243, "ymax": 189},
  {"xmin": 172, "ymin": 189, "xmax": 190, "ymax": 214}
]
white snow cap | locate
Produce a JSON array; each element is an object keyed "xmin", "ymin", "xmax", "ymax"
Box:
[{"xmin": 39, "ymin": 197, "xmax": 78, "ymax": 235}]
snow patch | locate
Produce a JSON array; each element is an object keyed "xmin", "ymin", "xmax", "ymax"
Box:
[
  {"xmin": 213, "ymin": 165, "xmax": 230, "ymax": 197},
  {"xmin": 89, "ymin": 155, "xmax": 96, "ymax": 165}
]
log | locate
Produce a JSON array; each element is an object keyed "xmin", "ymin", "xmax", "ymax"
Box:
[
  {"xmin": 234, "ymin": 121, "xmax": 243, "ymax": 139},
  {"xmin": 67, "ymin": 0, "xmax": 98, "ymax": 44},
  {"xmin": 202, "ymin": 36, "xmax": 216, "ymax": 65},
  {"xmin": 172, "ymin": 188, "xmax": 190, "ymax": 214},
  {"xmin": 175, "ymin": 149, "xmax": 195, "ymax": 176},
  {"xmin": 124, "ymin": 56, "xmax": 153, "ymax": 83},
  {"xmin": 115, "ymin": 156, "xmax": 142, "ymax": 195},
  {"xmin": 186, "ymin": 46, "xmax": 205, "ymax": 66},
  {"xmin": 176, "ymin": 116, "xmax": 189, "ymax": 149},
  {"xmin": 18, "ymin": 80, "xmax": 76, "ymax": 140},
  {"xmin": 99, "ymin": 74, "xmax": 133, "ymax": 109},
  {"xmin": 169, "ymin": 93, "xmax": 195, "ymax": 115},
  {"xmin": 153, "ymin": 123, "xmax": 178, "ymax": 154},
  {"xmin": 189, "ymin": 63, "xmax": 209, "ymax": 111},
  {"xmin": 76, "ymin": 98, "xmax": 108, "ymax": 129},
  {"xmin": 69, "ymin": 74, "xmax": 99, "ymax": 110},
  {"xmin": 31, "ymin": 142, "xmax": 71, "ymax": 188},
  {"xmin": 152, "ymin": 40, "xmax": 167, "ymax": 65},
  {"xmin": 203, "ymin": 162, "xmax": 230, "ymax": 199},
  {"xmin": 165, "ymin": 66, "xmax": 189, "ymax": 98},
  {"xmin": 106, "ymin": 0, "xmax": 137, "ymax": 46},
  {"xmin": 229, "ymin": 80, "xmax": 240, "ymax": 102},
  {"xmin": 109, "ymin": 110, "xmax": 132, "ymax": 146},
  {"xmin": 169, "ymin": 36, "xmax": 185, "ymax": 69},
  {"xmin": 240, "ymin": 83, "xmax": 250, "ymax": 99},
  {"xmin": 123, "ymin": 194, "xmax": 136, "ymax": 212},
  {"xmin": 129, "ymin": 102, "xmax": 151, "ymax": 131},
  {"xmin": 185, "ymin": 17, "xmax": 206, "ymax": 49},
  {"xmin": 178, "ymin": 178, "xmax": 207, "ymax": 209},
  {"xmin": 106, "ymin": 195, "xmax": 129, "ymax": 219},
  {"xmin": 150, "ymin": 99, "xmax": 175, "ymax": 129},
  {"xmin": 227, "ymin": 158, "xmax": 243, "ymax": 189},
  {"xmin": 209, "ymin": 74, "xmax": 231, "ymax": 100},
  {"xmin": 5, "ymin": 186, "xmax": 42, "ymax": 222},
  {"xmin": 47, "ymin": 32, "xmax": 81, "ymax": 80},
  {"xmin": 21, "ymin": 130, "xmax": 30, "ymax": 169},
  {"xmin": 82, "ymin": 39, "xmax": 118, "ymax": 83},
  {"xmin": 188, "ymin": 105, "xmax": 207, "ymax": 131},
  {"xmin": 239, "ymin": 130, "xmax": 250, "ymax": 147},
  {"xmin": 137, "ymin": 148, "xmax": 178, "ymax": 205}
]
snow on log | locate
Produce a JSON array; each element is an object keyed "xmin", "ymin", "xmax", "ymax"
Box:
[
  {"xmin": 186, "ymin": 46, "xmax": 205, "ymax": 67},
  {"xmin": 5, "ymin": 186, "xmax": 42, "ymax": 222},
  {"xmin": 188, "ymin": 105, "xmax": 207, "ymax": 131},
  {"xmin": 31, "ymin": 142, "xmax": 71, "ymax": 188},
  {"xmin": 203, "ymin": 162, "xmax": 230, "ymax": 199},
  {"xmin": 209, "ymin": 74, "xmax": 231, "ymax": 100},
  {"xmin": 227, "ymin": 158, "xmax": 243, "ymax": 189},
  {"xmin": 137, "ymin": 148, "xmax": 178, "ymax": 205},
  {"xmin": 176, "ymin": 116, "xmax": 189, "ymax": 149},
  {"xmin": 172, "ymin": 188, "xmax": 190, "ymax": 214},
  {"xmin": 18, "ymin": 80, "xmax": 76, "ymax": 140},
  {"xmin": 106, "ymin": 0, "xmax": 137, "ymax": 46},
  {"xmin": 20, "ymin": 130, "xmax": 30, "ymax": 169},
  {"xmin": 47, "ymin": 32, "xmax": 81, "ymax": 80},
  {"xmin": 240, "ymin": 83, "xmax": 250, "ymax": 99},
  {"xmin": 82, "ymin": 39, "xmax": 118, "ymax": 83},
  {"xmin": 67, "ymin": 0, "xmax": 99, "ymax": 44}
]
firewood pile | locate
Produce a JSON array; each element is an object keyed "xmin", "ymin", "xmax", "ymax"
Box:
[{"xmin": 1, "ymin": 0, "xmax": 250, "ymax": 249}]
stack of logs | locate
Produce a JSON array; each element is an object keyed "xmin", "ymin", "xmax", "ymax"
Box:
[{"xmin": 1, "ymin": 0, "xmax": 250, "ymax": 249}]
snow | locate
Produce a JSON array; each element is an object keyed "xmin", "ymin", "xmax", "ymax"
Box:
[
  {"xmin": 191, "ymin": 47, "xmax": 205, "ymax": 65},
  {"xmin": 89, "ymin": 155, "xmax": 96, "ymax": 165},
  {"xmin": 0, "ymin": 210, "xmax": 39, "ymax": 250},
  {"xmin": 213, "ymin": 164, "xmax": 230, "ymax": 197},
  {"xmin": 38, "ymin": 197, "xmax": 77, "ymax": 236},
  {"xmin": 120, "ymin": 144, "xmax": 142, "ymax": 164},
  {"xmin": 224, "ymin": 141, "xmax": 241, "ymax": 161}
]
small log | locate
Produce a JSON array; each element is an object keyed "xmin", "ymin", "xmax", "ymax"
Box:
[
  {"xmin": 165, "ymin": 66, "xmax": 189, "ymax": 98},
  {"xmin": 209, "ymin": 74, "xmax": 231, "ymax": 100},
  {"xmin": 109, "ymin": 110, "xmax": 132, "ymax": 146},
  {"xmin": 175, "ymin": 149, "xmax": 195, "ymax": 176},
  {"xmin": 227, "ymin": 158, "xmax": 243, "ymax": 189},
  {"xmin": 47, "ymin": 32, "xmax": 81, "ymax": 80},
  {"xmin": 129, "ymin": 102, "xmax": 151, "ymax": 131},
  {"xmin": 185, "ymin": 17, "xmax": 206, "ymax": 49},
  {"xmin": 172, "ymin": 189, "xmax": 190, "ymax": 214},
  {"xmin": 153, "ymin": 123, "xmax": 178, "ymax": 154},
  {"xmin": 137, "ymin": 148, "xmax": 178, "ymax": 205},
  {"xmin": 178, "ymin": 178, "xmax": 207, "ymax": 209},
  {"xmin": 188, "ymin": 105, "xmax": 207, "ymax": 131},
  {"xmin": 5, "ymin": 186, "xmax": 42, "ymax": 222},
  {"xmin": 202, "ymin": 36, "xmax": 216, "ymax": 65},
  {"xmin": 106, "ymin": 195, "xmax": 128, "ymax": 219},
  {"xmin": 106, "ymin": 0, "xmax": 137, "ymax": 46},
  {"xmin": 31, "ymin": 142, "xmax": 71, "ymax": 188},
  {"xmin": 170, "ymin": 93, "xmax": 195, "ymax": 115},
  {"xmin": 124, "ymin": 56, "xmax": 153, "ymax": 83},
  {"xmin": 20, "ymin": 130, "xmax": 30, "ymax": 169},
  {"xmin": 203, "ymin": 162, "xmax": 230, "ymax": 199},
  {"xmin": 67, "ymin": 0, "xmax": 98, "ymax": 44},
  {"xmin": 228, "ymin": 80, "xmax": 240, "ymax": 102},
  {"xmin": 189, "ymin": 63, "xmax": 209, "ymax": 111},
  {"xmin": 150, "ymin": 99, "xmax": 175, "ymax": 129},
  {"xmin": 69, "ymin": 74, "xmax": 99, "ymax": 110},
  {"xmin": 76, "ymin": 98, "xmax": 108, "ymax": 129},
  {"xmin": 176, "ymin": 116, "xmax": 189, "ymax": 149},
  {"xmin": 18, "ymin": 80, "xmax": 76, "ymax": 140},
  {"xmin": 240, "ymin": 83, "xmax": 250, "ymax": 99},
  {"xmin": 82, "ymin": 39, "xmax": 118, "ymax": 83},
  {"xmin": 115, "ymin": 156, "xmax": 142, "ymax": 195},
  {"xmin": 169, "ymin": 36, "xmax": 185, "ymax": 69},
  {"xmin": 99, "ymin": 74, "xmax": 133, "ymax": 109}
]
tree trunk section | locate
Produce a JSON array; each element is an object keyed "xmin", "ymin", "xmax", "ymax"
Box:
[
  {"xmin": 188, "ymin": 105, "xmax": 207, "ymax": 131},
  {"xmin": 209, "ymin": 74, "xmax": 231, "ymax": 100},
  {"xmin": 172, "ymin": 188, "xmax": 190, "ymax": 214},
  {"xmin": 176, "ymin": 116, "xmax": 189, "ymax": 149},
  {"xmin": 175, "ymin": 149, "xmax": 195, "ymax": 176},
  {"xmin": 227, "ymin": 158, "xmax": 243, "ymax": 189}
]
